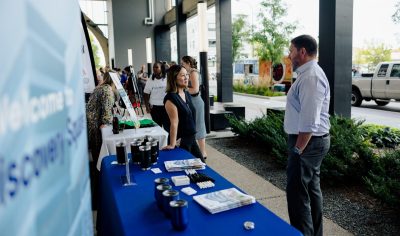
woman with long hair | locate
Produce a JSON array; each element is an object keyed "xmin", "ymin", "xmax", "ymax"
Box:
[
  {"xmin": 181, "ymin": 56, "xmax": 207, "ymax": 159},
  {"xmin": 86, "ymin": 71, "xmax": 117, "ymax": 209},
  {"xmin": 162, "ymin": 65, "xmax": 204, "ymax": 162},
  {"xmin": 86, "ymin": 72, "xmax": 116, "ymax": 160}
]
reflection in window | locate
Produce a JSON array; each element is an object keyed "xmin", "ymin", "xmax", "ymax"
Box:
[
  {"xmin": 209, "ymin": 40, "xmax": 216, "ymax": 46},
  {"xmin": 390, "ymin": 64, "xmax": 400, "ymax": 77},
  {"xmin": 377, "ymin": 64, "xmax": 388, "ymax": 77}
]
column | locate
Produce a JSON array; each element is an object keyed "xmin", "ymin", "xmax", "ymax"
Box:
[
  {"xmin": 154, "ymin": 25, "xmax": 171, "ymax": 62},
  {"xmin": 319, "ymin": 0, "xmax": 354, "ymax": 117},
  {"xmin": 175, "ymin": 0, "xmax": 187, "ymax": 59},
  {"xmin": 215, "ymin": 0, "xmax": 233, "ymax": 102}
]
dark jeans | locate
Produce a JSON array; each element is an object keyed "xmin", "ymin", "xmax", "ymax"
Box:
[
  {"xmin": 138, "ymin": 81, "xmax": 146, "ymax": 103},
  {"xmin": 286, "ymin": 134, "xmax": 330, "ymax": 236},
  {"xmin": 89, "ymin": 160, "xmax": 99, "ymax": 211},
  {"xmin": 180, "ymin": 134, "xmax": 205, "ymax": 163},
  {"xmin": 88, "ymin": 129, "xmax": 102, "ymax": 211},
  {"xmin": 150, "ymin": 105, "xmax": 170, "ymax": 132}
]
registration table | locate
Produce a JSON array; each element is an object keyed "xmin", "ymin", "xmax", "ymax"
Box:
[
  {"xmin": 97, "ymin": 125, "xmax": 168, "ymax": 170},
  {"xmin": 97, "ymin": 149, "xmax": 302, "ymax": 236}
]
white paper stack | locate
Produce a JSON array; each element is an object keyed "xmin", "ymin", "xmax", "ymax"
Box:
[
  {"xmin": 164, "ymin": 158, "xmax": 206, "ymax": 172},
  {"xmin": 171, "ymin": 175, "xmax": 190, "ymax": 186},
  {"xmin": 193, "ymin": 188, "xmax": 256, "ymax": 214}
]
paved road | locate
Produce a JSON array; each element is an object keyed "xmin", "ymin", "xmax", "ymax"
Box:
[
  {"xmin": 352, "ymin": 100, "xmax": 400, "ymax": 129},
  {"xmin": 229, "ymin": 93, "xmax": 400, "ymax": 129}
]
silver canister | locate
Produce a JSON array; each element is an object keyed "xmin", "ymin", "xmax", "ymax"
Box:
[
  {"xmin": 162, "ymin": 189, "xmax": 180, "ymax": 218},
  {"xmin": 150, "ymin": 140, "xmax": 159, "ymax": 164},
  {"xmin": 154, "ymin": 178, "xmax": 170, "ymax": 200},
  {"xmin": 170, "ymin": 200, "xmax": 189, "ymax": 231},
  {"xmin": 155, "ymin": 184, "xmax": 172, "ymax": 210},
  {"xmin": 139, "ymin": 145, "xmax": 151, "ymax": 170},
  {"xmin": 116, "ymin": 142, "xmax": 126, "ymax": 164},
  {"xmin": 144, "ymin": 136, "xmax": 154, "ymax": 143},
  {"xmin": 130, "ymin": 141, "xmax": 142, "ymax": 164}
]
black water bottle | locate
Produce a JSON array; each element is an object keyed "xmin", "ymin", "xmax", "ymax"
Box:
[{"xmin": 112, "ymin": 116, "xmax": 119, "ymax": 134}]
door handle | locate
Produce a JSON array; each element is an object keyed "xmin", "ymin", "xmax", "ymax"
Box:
[{"xmin": 386, "ymin": 80, "xmax": 390, "ymax": 85}]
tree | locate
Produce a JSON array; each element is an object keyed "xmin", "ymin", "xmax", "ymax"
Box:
[
  {"xmin": 89, "ymin": 34, "xmax": 102, "ymax": 69},
  {"xmin": 232, "ymin": 15, "xmax": 249, "ymax": 61},
  {"xmin": 251, "ymin": 0, "xmax": 296, "ymax": 64},
  {"xmin": 353, "ymin": 48, "xmax": 365, "ymax": 66},
  {"xmin": 355, "ymin": 42, "xmax": 392, "ymax": 71},
  {"xmin": 392, "ymin": 1, "xmax": 400, "ymax": 24}
]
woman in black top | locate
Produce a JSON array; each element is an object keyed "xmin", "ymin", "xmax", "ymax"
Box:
[{"xmin": 162, "ymin": 65, "xmax": 204, "ymax": 162}]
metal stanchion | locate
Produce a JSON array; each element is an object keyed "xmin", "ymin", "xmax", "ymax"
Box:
[{"xmin": 200, "ymin": 51, "xmax": 210, "ymax": 133}]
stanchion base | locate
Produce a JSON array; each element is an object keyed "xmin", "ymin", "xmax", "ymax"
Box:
[
  {"xmin": 121, "ymin": 174, "xmax": 137, "ymax": 186},
  {"xmin": 111, "ymin": 161, "xmax": 126, "ymax": 165}
]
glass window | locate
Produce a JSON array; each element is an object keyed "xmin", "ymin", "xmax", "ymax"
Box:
[
  {"xmin": 208, "ymin": 23, "xmax": 216, "ymax": 29},
  {"xmin": 390, "ymin": 64, "xmax": 400, "ymax": 77},
  {"xmin": 377, "ymin": 64, "xmax": 388, "ymax": 77},
  {"xmin": 80, "ymin": 0, "xmax": 108, "ymax": 37}
]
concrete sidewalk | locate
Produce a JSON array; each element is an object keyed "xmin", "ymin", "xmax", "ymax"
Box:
[{"xmin": 205, "ymin": 142, "xmax": 352, "ymax": 236}]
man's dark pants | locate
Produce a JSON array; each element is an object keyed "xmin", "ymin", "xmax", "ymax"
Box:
[{"xmin": 286, "ymin": 134, "xmax": 330, "ymax": 236}]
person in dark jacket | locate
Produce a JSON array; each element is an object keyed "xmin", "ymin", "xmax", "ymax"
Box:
[{"xmin": 162, "ymin": 65, "xmax": 204, "ymax": 162}]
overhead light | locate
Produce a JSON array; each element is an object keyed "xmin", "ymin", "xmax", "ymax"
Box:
[
  {"xmin": 146, "ymin": 38, "xmax": 152, "ymax": 63},
  {"xmin": 128, "ymin": 49, "xmax": 133, "ymax": 66}
]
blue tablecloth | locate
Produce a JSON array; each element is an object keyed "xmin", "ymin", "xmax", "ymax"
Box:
[{"xmin": 97, "ymin": 148, "xmax": 302, "ymax": 236}]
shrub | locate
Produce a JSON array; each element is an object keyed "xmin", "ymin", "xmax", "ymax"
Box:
[
  {"xmin": 227, "ymin": 114, "xmax": 252, "ymax": 138},
  {"xmin": 364, "ymin": 150, "xmax": 400, "ymax": 207},
  {"xmin": 361, "ymin": 124, "xmax": 400, "ymax": 148},
  {"xmin": 371, "ymin": 127, "xmax": 400, "ymax": 148},
  {"xmin": 250, "ymin": 113, "xmax": 287, "ymax": 166},
  {"xmin": 232, "ymin": 82, "xmax": 283, "ymax": 97},
  {"xmin": 227, "ymin": 113, "xmax": 400, "ymax": 207},
  {"xmin": 227, "ymin": 113, "xmax": 288, "ymax": 166},
  {"xmin": 229, "ymin": 114, "xmax": 376, "ymax": 176},
  {"xmin": 322, "ymin": 116, "xmax": 375, "ymax": 183}
]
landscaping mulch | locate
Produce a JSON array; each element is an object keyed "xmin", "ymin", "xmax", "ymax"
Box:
[{"xmin": 207, "ymin": 136, "xmax": 400, "ymax": 236}]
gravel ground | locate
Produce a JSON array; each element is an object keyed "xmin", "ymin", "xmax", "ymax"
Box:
[{"xmin": 207, "ymin": 136, "xmax": 400, "ymax": 236}]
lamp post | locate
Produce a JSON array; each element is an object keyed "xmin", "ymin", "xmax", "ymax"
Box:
[
  {"xmin": 198, "ymin": 1, "xmax": 210, "ymax": 133},
  {"xmin": 146, "ymin": 37, "xmax": 152, "ymax": 75}
]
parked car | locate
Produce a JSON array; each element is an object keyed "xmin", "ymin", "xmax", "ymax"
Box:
[{"xmin": 351, "ymin": 61, "xmax": 400, "ymax": 106}]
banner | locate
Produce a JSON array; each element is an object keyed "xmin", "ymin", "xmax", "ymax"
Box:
[
  {"xmin": 109, "ymin": 72, "xmax": 139, "ymax": 126},
  {"xmin": 0, "ymin": 1, "xmax": 93, "ymax": 235}
]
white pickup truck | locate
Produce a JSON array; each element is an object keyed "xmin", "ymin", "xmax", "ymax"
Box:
[{"xmin": 351, "ymin": 61, "xmax": 400, "ymax": 106}]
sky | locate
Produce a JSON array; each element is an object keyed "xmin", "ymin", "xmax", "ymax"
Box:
[{"xmin": 232, "ymin": 0, "xmax": 400, "ymax": 49}]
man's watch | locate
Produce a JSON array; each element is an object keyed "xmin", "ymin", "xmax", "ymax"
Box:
[{"xmin": 292, "ymin": 146, "xmax": 302, "ymax": 155}]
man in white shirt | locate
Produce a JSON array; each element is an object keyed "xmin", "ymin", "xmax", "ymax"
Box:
[{"xmin": 284, "ymin": 35, "xmax": 331, "ymax": 236}]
